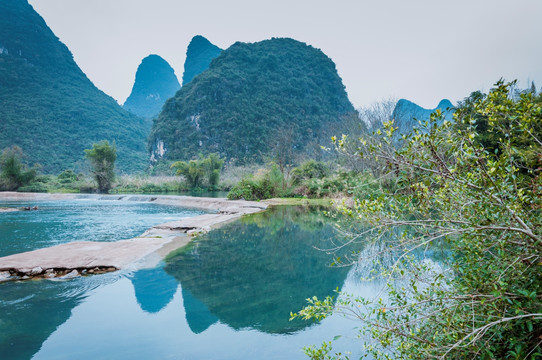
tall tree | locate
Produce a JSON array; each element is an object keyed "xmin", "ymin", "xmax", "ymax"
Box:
[{"xmin": 84, "ymin": 141, "xmax": 116, "ymax": 193}]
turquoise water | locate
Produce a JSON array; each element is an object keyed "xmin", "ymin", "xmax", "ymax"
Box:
[
  {"xmin": 0, "ymin": 204, "xmax": 395, "ymax": 359},
  {"xmin": 0, "ymin": 198, "xmax": 204, "ymax": 257}
]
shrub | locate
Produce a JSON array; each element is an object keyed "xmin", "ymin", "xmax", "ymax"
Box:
[
  {"xmin": 0, "ymin": 146, "xmax": 39, "ymax": 191},
  {"xmin": 291, "ymin": 160, "xmax": 329, "ymax": 185}
]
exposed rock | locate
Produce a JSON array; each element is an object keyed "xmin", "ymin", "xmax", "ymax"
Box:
[
  {"xmin": 151, "ymin": 37, "xmax": 354, "ymax": 163},
  {"xmin": 0, "ymin": 193, "xmax": 267, "ymax": 282},
  {"xmin": 59, "ymin": 270, "xmax": 79, "ymax": 279},
  {"xmin": 29, "ymin": 266, "xmax": 43, "ymax": 275},
  {"xmin": 0, "ymin": 271, "xmax": 11, "ymax": 282}
]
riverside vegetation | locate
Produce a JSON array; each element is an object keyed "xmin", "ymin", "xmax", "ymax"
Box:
[
  {"xmin": 291, "ymin": 81, "xmax": 542, "ymax": 359},
  {"xmin": 1, "ymin": 79, "xmax": 540, "ymax": 358}
]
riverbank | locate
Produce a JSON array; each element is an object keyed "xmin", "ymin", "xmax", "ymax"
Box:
[{"xmin": 0, "ymin": 192, "xmax": 267, "ymax": 282}]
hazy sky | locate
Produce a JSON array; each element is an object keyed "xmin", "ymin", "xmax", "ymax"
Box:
[{"xmin": 28, "ymin": 0, "xmax": 542, "ymax": 109}]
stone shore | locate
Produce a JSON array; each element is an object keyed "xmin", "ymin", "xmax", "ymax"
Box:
[{"xmin": 0, "ymin": 192, "xmax": 267, "ymax": 282}]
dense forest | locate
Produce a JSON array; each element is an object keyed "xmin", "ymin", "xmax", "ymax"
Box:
[
  {"xmin": 149, "ymin": 37, "xmax": 356, "ymax": 164},
  {"xmin": 0, "ymin": 0, "xmax": 149, "ymax": 173}
]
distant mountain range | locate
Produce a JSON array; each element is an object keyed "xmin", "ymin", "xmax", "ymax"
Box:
[
  {"xmin": 123, "ymin": 36, "xmax": 221, "ymax": 120},
  {"xmin": 392, "ymin": 99, "xmax": 455, "ymax": 134},
  {"xmin": 0, "ymin": 3, "xmax": 359, "ymax": 173},
  {"xmin": 149, "ymin": 38, "xmax": 356, "ymax": 164},
  {"xmin": 0, "ymin": 0, "xmax": 149, "ymax": 173},
  {"xmin": 182, "ymin": 35, "xmax": 222, "ymax": 86},
  {"xmin": 123, "ymin": 55, "xmax": 181, "ymax": 119}
]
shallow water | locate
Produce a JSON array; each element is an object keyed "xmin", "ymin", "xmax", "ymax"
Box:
[
  {"xmin": 0, "ymin": 204, "xmax": 425, "ymax": 359},
  {"xmin": 0, "ymin": 199, "xmax": 204, "ymax": 257}
]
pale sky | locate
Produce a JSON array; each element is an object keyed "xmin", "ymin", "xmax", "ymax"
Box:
[{"xmin": 28, "ymin": 0, "xmax": 542, "ymax": 109}]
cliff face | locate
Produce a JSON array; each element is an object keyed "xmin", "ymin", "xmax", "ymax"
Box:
[
  {"xmin": 150, "ymin": 37, "xmax": 356, "ymax": 163},
  {"xmin": 0, "ymin": 0, "xmax": 149, "ymax": 173},
  {"xmin": 123, "ymin": 55, "xmax": 181, "ymax": 119},
  {"xmin": 181, "ymin": 35, "xmax": 222, "ymax": 85}
]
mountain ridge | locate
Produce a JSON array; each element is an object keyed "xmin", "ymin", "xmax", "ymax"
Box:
[
  {"xmin": 392, "ymin": 98, "xmax": 455, "ymax": 134},
  {"xmin": 150, "ymin": 37, "xmax": 355, "ymax": 164},
  {"xmin": 0, "ymin": 0, "xmax": 149, "ymax": 173},
  {"xmin": 123, "ymin": 54, "xmax": 181, "ymax": 119},
  {"xmin": 182, "ymin": 35, "xmax": 222, "ymax": 85}
]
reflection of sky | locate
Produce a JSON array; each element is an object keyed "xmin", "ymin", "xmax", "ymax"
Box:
[{"xmin": 31, "ymin": 270, "xmax": 363, "ymax": 360}]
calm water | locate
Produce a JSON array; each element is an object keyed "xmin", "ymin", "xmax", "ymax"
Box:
[
  {"xmin": 0, "ymin": 204, "xmax": 395, "ymax": 359},
  {"xmin": 0, "ymin": 198, "xmax": 204, "ymax": 257}
]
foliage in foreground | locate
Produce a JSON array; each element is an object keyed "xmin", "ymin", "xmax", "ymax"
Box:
[
  {"xmin": 293, "ymin": 81, "xmax": 542, "ymax": 359},
  {"xmin": 226, "ymin": 159, "xmax": 384, "ymax": 201}
]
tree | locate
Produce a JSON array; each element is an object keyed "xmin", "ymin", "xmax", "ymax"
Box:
[
  {"xmin": 0, "ymin": 146, "xmax": 38, "ymax": 191},
  {"xmin": 202, "ymin": 153, "xmax": 225, "ymax": 188},
  {"xmin": 171, "ymin": 160, "xmax": 205, "ymax": 188},
  {"xmin": 271, "ymin": 127, "xmax": 297, "ymax": 191},
  {"xmin": 171, "ymin": 153, "xmax": 225, "ymax": 189},
  {"xmin": 84, "ymin": 140, "xmax": 116, "ymax": 193},
  {"xmin": 293, "ymin": 81, "xmax": 542, "ymax": 359}
]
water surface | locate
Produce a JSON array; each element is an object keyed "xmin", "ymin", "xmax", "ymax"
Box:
[
  {"xmin": 0, "ymin": 205, "xmax": 400, "ymax": 359},
  {"xmin": 0, "ymin": 198, "xmax": 203, "ymax": 257}
]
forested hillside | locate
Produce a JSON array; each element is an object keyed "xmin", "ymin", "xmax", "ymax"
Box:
[
  {"xmin": 150, "ymin": 38, "xmax": 355, "ymax": 164},
  {"xmin": 0, "ymin": 0, "xmax": 149, "ymax": 173}
]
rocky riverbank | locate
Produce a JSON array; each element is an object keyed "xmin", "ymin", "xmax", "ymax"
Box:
[{"xmin": 0, "ymin": 192, "xmax": 268, "ymax": 282}]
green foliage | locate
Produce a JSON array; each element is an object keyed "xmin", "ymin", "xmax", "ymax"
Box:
[
  {"xmin": 0, "ymin": 146, "xmax": 38, "ymax": 190},
  {"xmin": 0, "ymin": 0, "xmax": 149, "ymax": 173},
  {"xmin": 227, "ymin": 164, "xmax": 284, "ymax": 200},
  {"xmin": 298, "ymin": 81, "xmax": 542, "ymax": 358},
  {"xmin": 291, "ymin": 160, "xmax": 330, "ymax": 185},
  {"xmin": 57, "ymin": 169, "xmax": 78, "ymax": 184},
  {"xmin": 302, "ymin": 341, "xmax": 350, "ymax": 360},
  {"xmin": 226, "ymin": 161, "xmax": 376, "ymax": 200},
  {"xmin": 84, "ymin": 141, "xmax": 117, "ymax": 193},
  {"xmin": 171, "ymin": 153, "xmax": 224, "ymax": 189},
  {"xmin": 201, "ymin": 153, "xmax": 225, "ymax": 188},
  {"xmin": 150, "ymin": 38, "xmax": 355, "ymax": 164}
]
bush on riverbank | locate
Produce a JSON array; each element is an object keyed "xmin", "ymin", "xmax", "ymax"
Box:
[
  {"xmin": 0, "ymin": 146, "xmax": 39, "ymax": 191},
  {"xmin": 226, "ymin": 160, "xmax": 386, "ymax": 201}
]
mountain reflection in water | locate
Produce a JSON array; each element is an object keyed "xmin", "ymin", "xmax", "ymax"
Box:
[
  {"xmin": 165, "ymin": 206, "xmax": 353, "ymax": 334},
  {"xmin": 1, "ymin": 205, "xmax": 364, "ymax": 360}
]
